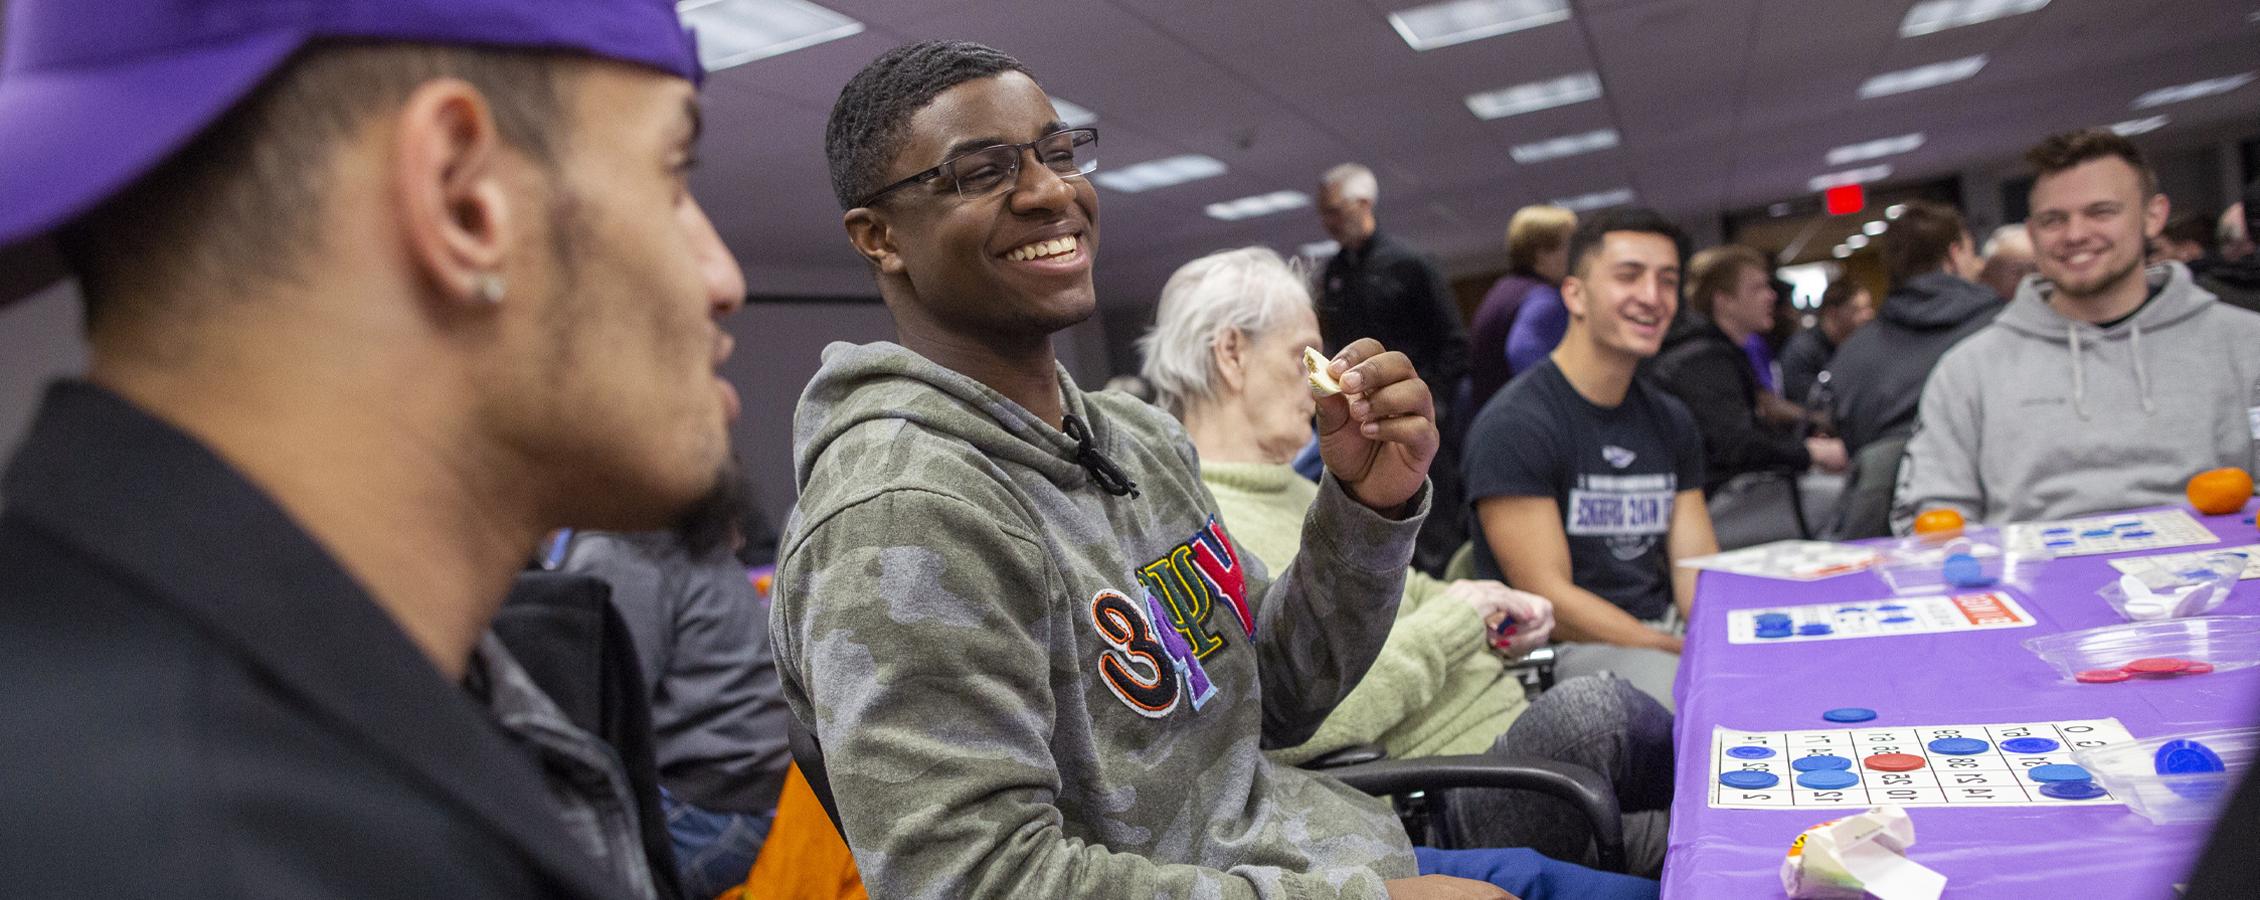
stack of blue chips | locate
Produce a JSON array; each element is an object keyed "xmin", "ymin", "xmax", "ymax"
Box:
[
  {"xmin": 2028, "ymin": 763, "xmax": 2108, "ymax": 799},
  {"xmin": 1755, "ymin": 612, "xmax": 1794, "ymax": 640}
]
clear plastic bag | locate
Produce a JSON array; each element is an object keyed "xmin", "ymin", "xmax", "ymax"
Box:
[
  {"xmin": 2022, "ymin": 616, "xmax": 2260, "ymax": 682},
  {"xmin": 2096, "ymin": 550, "xmax": 2247, "ymax": 620}
]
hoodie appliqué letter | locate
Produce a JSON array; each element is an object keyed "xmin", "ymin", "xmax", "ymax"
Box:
[
  {"xmin": 1090, "ymin": 589, "xmax": 1218, "ymax": 717},
  {"xmin": 1138, "ymin": 516, "xmax": 1256, "ymax": 659}
]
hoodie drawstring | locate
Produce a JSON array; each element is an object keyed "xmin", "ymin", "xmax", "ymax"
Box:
[
  {"xmin": 2068, "ymin": 323, "xmax": 2088, "ymax": 420},
  {"xmin": 1062, "ymin": 414, "xmax": 1140, "ymax": 498},
  {"xmin": 2130, "ymin": 318, "xmax": 2156, "ymax": 415}
]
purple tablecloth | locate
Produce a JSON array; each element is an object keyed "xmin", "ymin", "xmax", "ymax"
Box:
[{"xmin": 1663, "ymin": 506, "xmax": 2260, "ymax": 899}]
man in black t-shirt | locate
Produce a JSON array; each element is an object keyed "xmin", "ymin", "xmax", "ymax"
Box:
[{"xmin": 1464, "ymin": 207, "xmax": 1717, "ymax": 710}]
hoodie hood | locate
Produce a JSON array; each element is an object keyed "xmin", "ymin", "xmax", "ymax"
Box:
[
  {"xmin": 1878, "ymin": 272, "xmax": 2001, "ymax": 331},
  {"xmin": 791, "ymin": 341, "xmax": 1121, "ymax": 497},
  {"xmin": 1995, "ymin": 262, "xmax": 2216, "ymax": 419}
]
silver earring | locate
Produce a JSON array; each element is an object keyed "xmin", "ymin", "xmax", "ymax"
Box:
[{"xmin": 474, "ymin": 273, "xmax": 507, "ymax": 304}]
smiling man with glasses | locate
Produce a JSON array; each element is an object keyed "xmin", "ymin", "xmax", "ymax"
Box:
[{"xmin": 768, "ymin": 39, "xmax": 1657, "ymax": 900}]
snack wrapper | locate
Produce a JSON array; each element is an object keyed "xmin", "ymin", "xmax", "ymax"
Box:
[{"xmin": 1780, "ymin": 806, "xmax": 1945, "ymax": 900}]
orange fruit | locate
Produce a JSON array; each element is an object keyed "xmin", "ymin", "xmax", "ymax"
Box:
[
  {"xmin": 1912, "ymin": 508, "xmax": 1965, "ymax": 539},
  {"xmin": 2187, "ymin": 468, "xmax": 2254, "ymax": 516}
]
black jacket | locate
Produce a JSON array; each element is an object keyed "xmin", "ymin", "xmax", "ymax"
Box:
[
  {"xmin": 1824, "ymin": 272, "xmax": 2001, "ymax": 455},
  {"xmin": 2198, "ymin": 255, "xmax": 2260, "ymax": 316},
  {"xmin": 1647, "ymin": 311, "xmax": 1808, "ymax": 492},
  {"xmin": 1317, "ymin": 228, "xmax": 1468, "ymax": 388},
  {"xmin": 1776, "ymin": 327, "xmax": 1835, "ymax": 407},
  {"xmin": 0, "ymin": 383, "xmax": 638, "ymax": 899}
]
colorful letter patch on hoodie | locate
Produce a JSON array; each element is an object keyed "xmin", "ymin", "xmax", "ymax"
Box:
[{"xmin": 1136, "ymin": 516, "xmax": 1255, "ymax": 661}]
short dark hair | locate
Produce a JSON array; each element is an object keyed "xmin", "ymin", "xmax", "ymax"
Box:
[
  {"xmin": 2025, "ymin": 128, "xmax": 2158, "ymax": 197},
  {"xmin": 825, "ymin": 41, "xmax": 1028, "ymax": 210},
  {"xmin": 1880, "ymin": 200, "xmax": 1969, "ymax": 288},
  {"xmin": 1819, "ymin": 279, "xmax": 1866, "ymax": 314},
  {"xmin": 57, "ymin": 41, "xmax": 573, "ymax": 332},
  {"xmin": 1565, "ymin": 206, "xmax": 1687, "ymax": 280},
  {"xmin": 2161, "ymin": 211, "xmax": 2216, "ymax": 251}
]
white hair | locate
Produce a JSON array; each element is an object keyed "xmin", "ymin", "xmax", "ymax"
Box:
[
  {"xmin": 1983, "ymin": 223, "xmax": 2031, "ymax": 258},
  {"xmin": 1321, "ymin": 162, "xmax": 1378, "ymax": 205},
  {"xmin": 1138, "ymin": 247, "xmax": 1314, "ymax": 416}
]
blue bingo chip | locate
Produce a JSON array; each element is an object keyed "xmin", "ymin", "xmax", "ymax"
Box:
[
  {"xmin": 2041, "ymin": 780, "xmax": 2109, "ymax": 800},
  {"xmin": 1756, "ymin": 628, "xmax": 1793, "ymax": 639},
  {"xmin": 1796, "ymin": 769, "xmax": 1860, "ymax": 790},
  {"xmin": 1792, "ymin": 755, "xmax": 1853, "ymax": 772},
  {"xmin": 1728, "ymin": 745, "xmax": 1777, "ymax": 759},
  {"xmin": 2122, "ymin": 530, "xmax": 2155, "ymax": 538},
  {"xmin": 1836, "ymin": 606, "xmax": 1867, "ymax": 613},
  {"xmin": 1881, "ymin": 616, "xmax": 1916, "ymax": 624},
  {"xmin": 2028, "ymin": 764, "xmax": 2095, "ymax": 783},
  {"xmin": 1928, "ymin": 738, "xmax": 1990, "ymax": 755},
  {"xmin": 2156, "ymin": 740, "xmax": 2227, "ymax": 775},
  {"xmin": 1823, "ymin": 707, "xmax": 1877, "ymax": 723},
  {"xmin": 1876, "ymin": 604, "xmax": 1908, "ymax": 611},
  {"xmin": 2043, "ymin": 527, "xmax": 2074, "ymax": 535},
  {"xmin": 2000, "ymin": 737, "xmax": 2061, "ymax": 754},
  {"xmin": 1798, "ymin": 623, "xmax": 1834, "ymax": 635},
  {"xmin": 2081, "ymin": 529, "xmax": 2115, "ymax": 538},
  {"xmin": 1720, "ymin": 770, "xmax": 1779, "ymax": 790}
]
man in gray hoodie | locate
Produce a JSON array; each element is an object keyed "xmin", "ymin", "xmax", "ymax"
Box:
[
  {"xmin": 772, "ymin": 39, "xmax": 1657, "ymax": 900},
  {"xmin": 1894, "ymin": 130, "xmax": 2260, "ymax": 531}
]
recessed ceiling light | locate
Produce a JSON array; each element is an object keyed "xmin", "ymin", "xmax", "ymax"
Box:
[
  {"xmin": 1205, "ymin": 190, "xmax": 1312, "ymax": 221},
  {"xmin": 1550, "ymin": 187, "xmax": 1635, "ymax": 212},
  {"xmin": 1389, "ymin": 0, "xmax": 1570, "ymax": 51},
  {"xmin": 1050, "ymin": 98, "xmax": 1100, "ymax": 129},
  {"xmin": 1898, "ymin": 0, "xmax": 2049, "ymax": 37},
  {"xmin": 1769, "ymin": 202, "xmax": 1794, "ymax": 217},
  {"xmin": 1886, "ymin": 203, "xmax": 1908, "ymax": 219},
  {"xmin": 1809, "ymin": 164, "xmax": 1893, "ymax": 193},
  {"xmin": 2109, "ymin": 115, "xmax": 2170, "ymax": 136},
  {"xmin": 1863, "ymin": 220, "xmax": 1888, "ymax": 236},
  {"xmin": 1091, "ymin": 155, "xmax": 1227, "ymax": 193},
  {"xmin": 2132, "ymin": 72, "xmax": 2256, "ymax": 109},
  {"xmin": 1833, "ymin": 245, "xmax": 1853, "ymax": 258},
  {"xmin": 1510, "ymin": 128, "xmax": 1620, "ymax": 164},
  {"xmin": 1301, "ymin": 240, "xmax": 1341, "ymax": 259},
  {"xmin": 1465, "ymin": 72, "xmax": 1602, "ymax": 120},
  {"xmin": 1846, "ymin": 233, "xmax": 1871, "ymax": 249},
  {"xmin": 1858, "ymin": 54, "xmax": 1987, "ymax": 99},
  {"xmin": 1826, "ymin": 133, "xmax": 1926, "ymax": 166},
  {"xmin": 677, "ymin": 0, "xmax": 864, "ymax": 71}
]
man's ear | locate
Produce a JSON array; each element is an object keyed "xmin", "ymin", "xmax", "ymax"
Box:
[
  {"xmin": 393, "ymin": 77, "xmax": 517, "ymax": 308},
  {"xmin": 1561, "ymin": 276, "xmax": 1588, "ymax": 323},
  {"xmin": 2143, "ymin": 192, "xmax": 2172, "ymax": 241},
  {"xmin": 844, "ymin": 208, "xmax": 906, "ymax": 276},
  {"xmin": 1212, "ymin": 327, "xmax": 1248, "ymax": 392}
]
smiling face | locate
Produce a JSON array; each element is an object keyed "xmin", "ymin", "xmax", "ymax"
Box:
[
  {"xmin": 852, "ymin": 71, "xmax": 1100, "ymax": 342},
  {"xmin": 2028, "ymin": 156, "xmax": 2167, "ymax": 300},
  {"xmin": 1564, "ymin": 231, "xmax": 1680, "ymax": 360}
]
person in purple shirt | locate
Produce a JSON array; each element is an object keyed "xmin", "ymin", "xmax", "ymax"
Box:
[{"xmin": 1473, "ymin": 206, "xmax": 1576, "ymax": 410}]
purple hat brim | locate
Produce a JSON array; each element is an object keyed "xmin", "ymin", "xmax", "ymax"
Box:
[{"xmin": 0, "ymin": 28, "xmax": 306, "ymax": 249}]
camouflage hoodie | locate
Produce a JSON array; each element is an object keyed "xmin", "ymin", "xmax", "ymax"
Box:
[{"xmin": 772, "ymin": 341, "xmax": 1426, "ymax": 898}]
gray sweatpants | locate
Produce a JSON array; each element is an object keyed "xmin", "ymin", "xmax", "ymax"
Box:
[{"xmin": 1442, "ymin": 674, "xmax": 1675, "ymax": 877}]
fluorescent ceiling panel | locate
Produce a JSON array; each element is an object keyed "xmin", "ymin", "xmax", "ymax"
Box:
[
  {"xmin": 1301, "ymin": 240, "xmax": 1341, "ymax": 259},
  {"xmin": 1550, "ymin": 187, "xmax": 1634, "ymax": 212},
  {"xmin": 1808, "ymin": 164, "xmax": 1893, "ymax": 193},
  {"xmin": 678, "ymin": 0, "xmax": 863, "ymax": 71},
  {"xmin": 1092, "ymin": 155, "xmax": 1227, "ymax": 193},
  {"xmin": 1389, "ymin": 0, "xmax": 1570, "ymax": 51},
  {"xmin": 1051, "ymin": 98, "xmax": 1100, "ymax": 129},
  {"xmin": 1510, "ymin": 128, "xmax": 1620, "ymax": 164},
  {"xmin": 1466, "ymin": 72, "xmax": 1602, "ymax": 120},
  {"xmin": 1826, "ymin": 133, "xmax": 1925, "ymax": 166},
  {"xmin": 1862, "ymin": 220, "xmax": 1888, "ymax": 236},
  {"xmin": 1898, "ymin": 0, "xmax": 2049, "ymax": 37},
  {"xmin": 1846, "ymin": 233, "xmax": 1871, "ymax": 249},
  {"xmin": 1205, "ymin": 190, "xmax": 1312, "ymax": 222},
  {"xmin": 1858, "ymin": 55, "xmax": 1987, "ymax": 99},
  {"xmin": 2132, "ymin": 72, "xmax": 2255, "ymax": 109},
  {"xmin": 2109, "ymin": 115, "xmax": 2169, "ymax": 136}
]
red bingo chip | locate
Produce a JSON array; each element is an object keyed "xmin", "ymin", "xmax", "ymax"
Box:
[
  {"xmin": 2124, "ymin": 657, "xmax": 2192, "ymax": 675},
  {"xmin": 1864, "ymin": 753, "xmax": 1927, "ymax": 772},
  {"xmin": 2076, "ymin": 668, "xmax": 2133, "ymax": 683},
  {"xmin": 2182, "ymin": 661, "xmax": 2216, "ymax": 675}
]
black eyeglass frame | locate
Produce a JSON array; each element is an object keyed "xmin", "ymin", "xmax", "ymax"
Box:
[{"xmin": 856, "ymin": 127, "xmax": 1099, "ymax": 208}]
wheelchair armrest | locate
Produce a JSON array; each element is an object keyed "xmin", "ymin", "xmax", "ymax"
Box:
[
  {"xmin": 1324, "ymin": 753, "xmax": 1626, "ymax": 874},
  {"xmin": 1300, "ymin": 743, "xmax": 1389, "ymax": 769}
]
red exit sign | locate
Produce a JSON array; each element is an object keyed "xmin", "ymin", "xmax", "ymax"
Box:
[{"xmin": 1824, "ymin": 183, "xmax": 1866, "ymax": 216}]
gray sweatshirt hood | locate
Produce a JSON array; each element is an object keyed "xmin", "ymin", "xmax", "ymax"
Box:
[
  {"xmin": 1997, "ymin": 263, "xmax": 2212, "ymax": 419},
  {"xmin": 791, "ymin": 341, "xmax": 1127, "ymax": 497}
]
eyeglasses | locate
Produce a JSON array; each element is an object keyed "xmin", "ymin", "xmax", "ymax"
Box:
[{"xmin": 858, "ymin": 127, "xmax": 1099, "ymax": 207}]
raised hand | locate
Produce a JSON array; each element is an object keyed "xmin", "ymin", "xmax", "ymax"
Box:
[{"xmin": 1311, "ymin": 338, "xmax": 1438, "ymax": 516}]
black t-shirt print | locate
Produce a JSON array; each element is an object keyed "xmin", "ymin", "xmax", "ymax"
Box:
[{"xmin": 1462, "ymin": 359, "xmax": 1704, "ymax": 621}]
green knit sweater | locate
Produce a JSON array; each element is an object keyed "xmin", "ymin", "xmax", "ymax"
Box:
[{"xmin": 1202, "ymin": 461, "xmax": 1529, "ymax": 764}]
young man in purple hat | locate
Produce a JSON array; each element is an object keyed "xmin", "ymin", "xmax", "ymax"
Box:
[{"xmin": 0, "ymin": 2, "xmax": 743, "ymax": 897}]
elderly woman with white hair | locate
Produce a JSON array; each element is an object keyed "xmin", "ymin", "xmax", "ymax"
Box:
[{"xmin": 1139, "ymin": 246, "xmax": 1675, "ymax": 876}]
